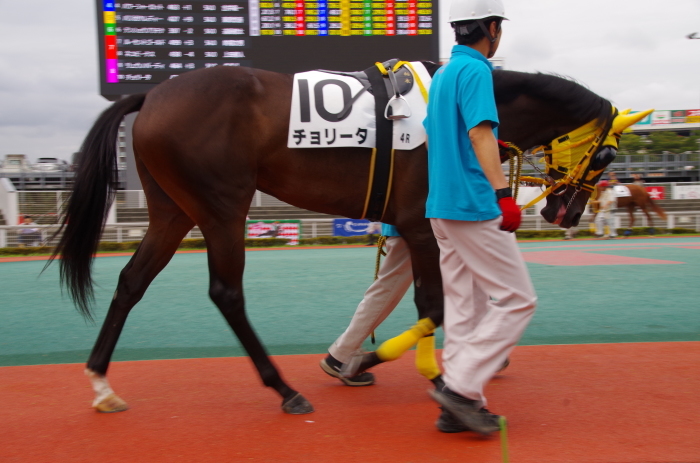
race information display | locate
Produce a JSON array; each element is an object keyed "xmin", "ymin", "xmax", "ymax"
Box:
[{"xmin": 97, "ymin": 0, "xmax": 438, "ymax": 99}]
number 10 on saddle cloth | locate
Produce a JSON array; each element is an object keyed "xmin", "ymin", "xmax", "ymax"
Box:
[{"xmin": 287, "ymin": 62, "xmax": 432, "ymax": 150}]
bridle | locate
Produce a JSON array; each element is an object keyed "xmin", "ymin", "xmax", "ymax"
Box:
[{"xmin": 503, "ymin": 107, "xmax": 624, "ymax": 213}]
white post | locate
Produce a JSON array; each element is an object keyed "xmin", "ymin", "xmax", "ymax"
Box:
[
  {"xmin": 106, "ymin": 200, "xmax": 117, "ymax": 225},
  {"xmin": 0, "ymin": 178, "xmax": 19, "ymax": 227},
  {"xmin": 668, "ymin": 214, "xmax": 674, "ymax": 230},
  {"xmin": 0, "ymin": 228, "xmax": 6, "ymax": 248}
]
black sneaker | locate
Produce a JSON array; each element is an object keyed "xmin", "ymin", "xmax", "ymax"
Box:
[
  {"xmin": 320, "ymin": 354, "xmax": 375, "ymax": 386},
  {"xmin": 497, "ymin": 357, "xmax": 510, "ymax": 373},
  {"xmin": 431, "ymin": 375, "xmax": 446, "ymax": 391},
  {"xmin": 435, "ymin": 407, "xmax": 469, "ymax": 433},
  {"xmin": 429, "ymin": 388, "xmax": 502, "ymax": 436}
]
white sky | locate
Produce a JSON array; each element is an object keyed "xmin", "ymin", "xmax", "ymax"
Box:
[{"xmin": 0, "ymin": 0, "xmax": 699, "ymax": 161}]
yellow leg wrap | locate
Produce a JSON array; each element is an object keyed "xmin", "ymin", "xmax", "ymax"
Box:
[
  {"xmin": 589, "ymin": 222, "xmax": 597, "ymax": 233},
  {"xmin": 376, "ymin": 318, "xmax": 436, "ymax": 362},
  {"xmin": 604, "ymin": 225, "xmax": 610, "ymax": 236},
  {"xmin": 415, "ymin": 335, "xmax": 441, "ymax": 380}
]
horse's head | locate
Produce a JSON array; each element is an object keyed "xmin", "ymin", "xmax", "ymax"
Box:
[
  {"xmin": 493, "ymin": 71, "xmax": 651, "ymax": 228},
  {"xmin": 539, "ymin": 110, "xmax": 653, "ymax": 227},
  {"xmin": 539, "ymin": 144, "xmax": 615, "ymax": 227}
]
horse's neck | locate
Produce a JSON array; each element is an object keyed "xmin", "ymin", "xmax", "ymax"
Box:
[{"xmin": 496, "ymin": 97, "xmax": 583, "ymax": 150}]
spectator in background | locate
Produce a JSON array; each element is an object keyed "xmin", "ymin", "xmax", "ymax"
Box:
[
  {"xmin": 607, "ymin": 171, "xmax": 619, "ymax": 186},
  {"xmin": 632, "ymin": 173, "xmax": 645, "ymax": 185},
  {"xmin": 18, "ymin": 215, "xmax": 42, "ymax": 247}
]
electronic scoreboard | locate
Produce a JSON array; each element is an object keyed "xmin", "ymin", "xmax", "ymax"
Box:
[{"xmin": 96, "ymin": 0, "xmax": 439, "ymax": 99}]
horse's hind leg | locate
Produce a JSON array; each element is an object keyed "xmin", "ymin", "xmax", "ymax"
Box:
[
  {"xmin": 202, "ymin": 221, "xmax": 313, "ymax": 415},
  {"xmin": 624, "ymin": 204, "xmax": 636, "ymax": 236},
  {"xmin": 86, "ymin": 172, "xmax": 195, "ymax": 412},
  {"xmin": 639, "ymin": 205, "xmax": 656, "ymax": 234}
]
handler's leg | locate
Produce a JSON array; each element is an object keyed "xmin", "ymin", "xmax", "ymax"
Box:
[
  {"xmin": 322, "ymin": 237, "xmax": 413, "ymax": 384},
  {"xmin": 429, "ymin": 218, "xmax": 536, "ymax": 435},
  {"xmin": 436, "ymin": 218, "xmax": 536, "ymax": 407},
  {"xmin": 595, "ymin": 213, "xmax": 605, "ymax": 236}
]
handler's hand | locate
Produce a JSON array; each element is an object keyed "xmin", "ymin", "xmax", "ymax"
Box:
[{"xmin": 498, "ymin": 197, "xmax": 521, "ymax": 232}]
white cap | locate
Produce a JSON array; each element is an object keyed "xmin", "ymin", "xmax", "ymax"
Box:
[{"xmin": 449, "ymin": 0, "xmax": 507, "ymax": 23}]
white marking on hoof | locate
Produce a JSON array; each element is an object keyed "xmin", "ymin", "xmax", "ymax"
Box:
[
  {"xmin": 85, "ymin": 368, "xmax": 129, "ymax": 412},
  {"xmin": 94, "ymin": 392, "xmax": 129, "ymax": 413}
]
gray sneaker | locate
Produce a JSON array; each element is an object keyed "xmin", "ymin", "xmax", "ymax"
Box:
[
  {"xmin": 435, "ymin": 407, "xmax": 469, "ymax": 433},
  {"xmin": 429, "ymin": 388, "xmax": 502, "ymax": 436},
  {"xmin": 320, "ymin": 354, "xmax": 375, "ymax": 386}
]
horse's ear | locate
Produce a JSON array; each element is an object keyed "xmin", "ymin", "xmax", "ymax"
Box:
[{"xmin": 612, "ymin": 109, "xmax": 653, "ymax": 134}]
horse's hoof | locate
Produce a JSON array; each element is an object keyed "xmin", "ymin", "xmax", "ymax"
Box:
[
  {"xmin": 94, "ymin": 393, "xmax": 129, "ymax": 413},
  {"xmin": 281, "ymin": 393, "xmax": 314, "ymax": 415}
]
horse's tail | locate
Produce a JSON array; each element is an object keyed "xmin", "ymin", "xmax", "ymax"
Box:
[
  {"xmin": 47, "ymin": 94, "xmax": 147, "ymax": 321},
  {"xmin": 649, "ymin": 197, "xmax": 667, "ymax": 221}
]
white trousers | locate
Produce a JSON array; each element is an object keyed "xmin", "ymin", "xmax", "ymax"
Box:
[
  {"xmin": 595, "ymin": 211, "xmax": 617, "ymax": 237},
  {"xmin": 430, "ymin": 218, "xmax": 537, "ymax": 407},
  {"xmin": 329, "ymin": 237, "xmax": 413, "ymax": 364}
]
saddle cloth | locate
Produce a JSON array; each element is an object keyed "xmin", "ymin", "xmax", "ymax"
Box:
[
  {"xmin": 613, "ymin": 185, "xmax": 632, "ymax": 197},
  {"xmin": 287, "ymin": 61, "xmax": 432, "ymax": 150}
]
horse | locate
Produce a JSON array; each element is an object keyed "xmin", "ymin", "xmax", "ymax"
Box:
[
  {"xmin": 49, "ymin": 63, "xmax": 622, "ymax": 416},
  {"xmin": 590, "ymin": 183, "xmax": 667, "ymax": 233}
]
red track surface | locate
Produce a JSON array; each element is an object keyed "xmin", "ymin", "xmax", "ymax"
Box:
[{"xmin": 1, "ymin": 342, "xmax": 699, "ymax": 462}]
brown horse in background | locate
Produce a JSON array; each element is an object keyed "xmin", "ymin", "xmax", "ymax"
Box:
[
  {"xmin": 591, "ymin": 184, "xmax": 667, "ymax": 232},
  {"xmin": 49, "ymin": 64, "xmax": 617, "ymax": 415}
]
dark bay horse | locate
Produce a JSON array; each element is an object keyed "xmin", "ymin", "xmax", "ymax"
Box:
[
  {"xmin": 51, "ymin": 65, "xmax": 617, "ymax": 415},
  {"xmin": 590, "ymin": 183, "xmax": 667, "ymax": 231}
]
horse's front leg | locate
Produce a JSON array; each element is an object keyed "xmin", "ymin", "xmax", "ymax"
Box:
[{"xmin": 343, "ymin": 227, "xmax": 445, "ymax": 385}]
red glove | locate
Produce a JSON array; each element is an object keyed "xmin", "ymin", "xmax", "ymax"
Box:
[{"xmin": 498, "ymin": 196, "xmax": 521, "ymax": 232}]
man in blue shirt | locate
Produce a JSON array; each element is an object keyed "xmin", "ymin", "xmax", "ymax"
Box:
[{"xmin": 425, "ymin": 0, "xmax": 537, "ymax": 436}]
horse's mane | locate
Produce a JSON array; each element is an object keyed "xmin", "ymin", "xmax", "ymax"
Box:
[{"xmin": 493, "ymin": 70, "xmax": 612, "ymax": 125}]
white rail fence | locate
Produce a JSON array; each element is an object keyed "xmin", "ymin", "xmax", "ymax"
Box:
[{"xmin": 1, "ymin": 212, "xmax": 699, "ymax": 248}]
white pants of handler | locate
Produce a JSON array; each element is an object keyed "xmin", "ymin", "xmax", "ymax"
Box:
[
  {"xmin": 329, "ymin": 236, "xmax": 413, "ymax": 364},
  {"xmin": 430, "ymin": 218, "xmax": 537, "ymax": 406},
  {"xmin": 595, "ymin": 211, "xmax": 617, "ymax": 237}
]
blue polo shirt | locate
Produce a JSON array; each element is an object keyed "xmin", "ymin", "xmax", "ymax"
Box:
[{"xmin": 424, "ymin": 45, "xmax": 501, "ymax": 222}]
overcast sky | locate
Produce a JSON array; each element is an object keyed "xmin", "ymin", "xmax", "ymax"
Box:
[{"xmin": 0, "ymin": 0, "xmax": 699, "ymax": 161}]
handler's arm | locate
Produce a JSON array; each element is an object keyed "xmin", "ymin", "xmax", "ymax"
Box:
[
  {"xmin": 470, "ymin": 121, "xmax": 521, "ymax": 232},
  {"xmin": 469, "ymin": 121, "xmax": 508, "ymax": 190}
]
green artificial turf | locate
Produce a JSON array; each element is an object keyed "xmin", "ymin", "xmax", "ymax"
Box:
[{"xmin": 1, "ymin": 238, "xmax": 698, "ymax": 366}]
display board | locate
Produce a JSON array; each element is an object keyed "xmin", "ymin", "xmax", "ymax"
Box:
[{"xmin": 97, "ymin": 0, "xmax": 439, "ymax": 99}]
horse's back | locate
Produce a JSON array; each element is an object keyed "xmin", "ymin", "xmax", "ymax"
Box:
[{"xmin": 133, "ymin": 66, "xmax": 293, "ymax": 165}]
